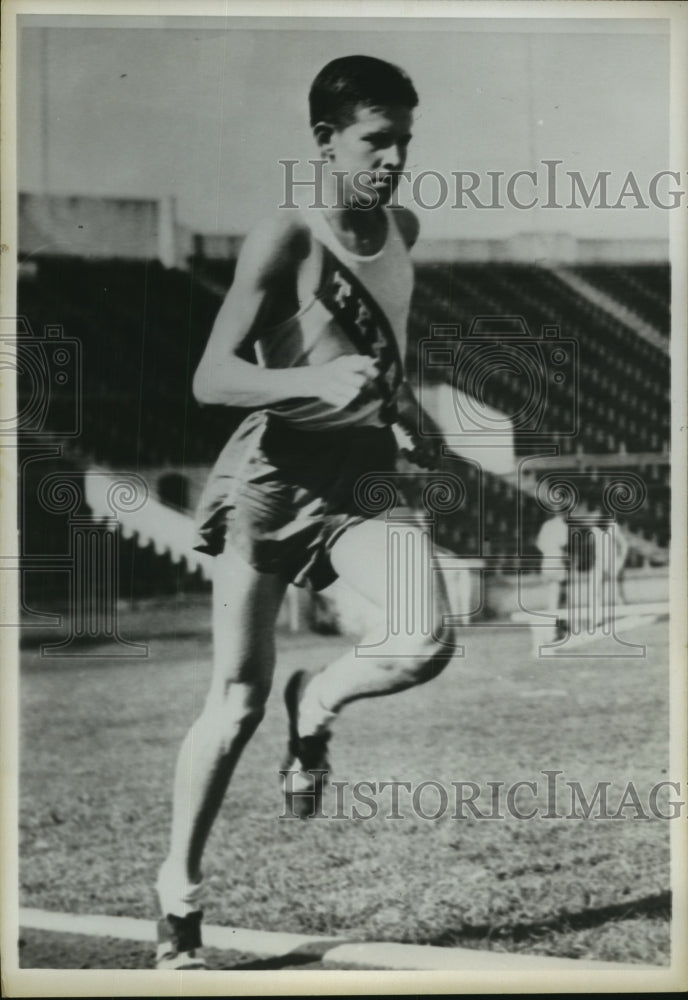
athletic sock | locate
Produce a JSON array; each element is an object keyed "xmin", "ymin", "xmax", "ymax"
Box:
[
  {"xmin": 156, "ymin": 859, "xmax": 203, "ymax": 918},
  {"xmin": 297, "ymin": 672, "xmax": 338, "ymax": 738}
]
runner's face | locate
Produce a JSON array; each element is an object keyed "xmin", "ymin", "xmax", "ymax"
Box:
[{"xmin": 328, "ymin": 104, "xmax": 413, "ymax": 207}]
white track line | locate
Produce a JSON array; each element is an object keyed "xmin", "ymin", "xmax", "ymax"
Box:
[
  {"xmin": 18, "ymin": 907, "xmax": 637, "ymax": 971},
  {"xmin": 324, "ymin": 941, "xmax": 636, "ymax": 971},
  {"xmin": 19, "ymin": 908, "xmax": 323, "ymax": 956}
]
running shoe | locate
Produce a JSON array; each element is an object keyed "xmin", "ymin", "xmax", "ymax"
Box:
[
  {"xmin": 156, "ymin": 910, "xmax": 206, "ymax": 970},
  {"xmin": 282, "ymin": 669, "xmax": 331, "ymax": 819}
]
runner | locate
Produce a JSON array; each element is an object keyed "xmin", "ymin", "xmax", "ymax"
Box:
[{"xmin": 154, "ymin": 55, "xmax": 453, "ymax": 970}]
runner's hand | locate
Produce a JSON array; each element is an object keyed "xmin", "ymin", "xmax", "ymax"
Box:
[{"xmin": 296, "ymin": 356, "xmax": 378, "ymax": 409}]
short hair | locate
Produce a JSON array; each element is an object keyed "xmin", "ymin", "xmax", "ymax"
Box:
[{"xmin": 309, "ymin": 55, "xmax": 419, "ymax": 130}]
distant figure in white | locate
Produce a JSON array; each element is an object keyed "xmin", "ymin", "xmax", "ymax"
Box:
[
  {"xmin": 612, "ymin": 520, "xmax": 629, "ymax": 606},
  {"xmin": 534, "ymin": 510, "xmax": 630, "ymax": 647},
  {"xmin": 587, "ymin": 508, "xmax": 630, "ymax": 625},
  {"xmin": 534, "ymin": 513, "xmax": 569, "ymax": 646}
]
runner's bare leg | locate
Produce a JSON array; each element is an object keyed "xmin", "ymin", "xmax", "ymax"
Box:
[
  {"xmin": 295, "ymin": 519, "xmax": 454, "ymax": 732},
  {"xmin": 157, "ymin": 546, "xmax": 287, "ymax": 913}
]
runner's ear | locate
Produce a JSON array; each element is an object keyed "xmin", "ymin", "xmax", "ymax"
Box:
[{"xmin": 313, "ymin": 120, "xmax": 335, "ymax": 157}]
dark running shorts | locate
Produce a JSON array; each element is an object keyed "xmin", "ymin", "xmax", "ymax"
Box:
[{"xmin": 193, "ymin": 410, "xmax": 399, "ymax": 590}]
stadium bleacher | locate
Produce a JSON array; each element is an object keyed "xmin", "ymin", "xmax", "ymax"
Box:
[
  {"xmin": 408, "ymin": 263, "xmax": 670, "ymax": 457},
  {"xmin": 17, "ymin": 255, "xmax": 671, "ymax": 603},
  {"xmin": 17, "ymin": 256, "xmax": 242, "ymax": 467},
  {"xmin": 573, "ymin": 264, "xmax": 670, "ymax": 337}
]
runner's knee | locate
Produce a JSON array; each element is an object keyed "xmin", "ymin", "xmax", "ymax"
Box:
[{"xmin": 378, "ymin": 626, "xmax": 454, "ymax": 687}]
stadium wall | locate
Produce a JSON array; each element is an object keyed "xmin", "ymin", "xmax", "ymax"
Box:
[
  {"xmin": 19, "ymin": 193, "xmax": 178, "ymax": 265},
  {"xmin": 18, "ymin": 193, "xmax": 669, "ymax": 265}
]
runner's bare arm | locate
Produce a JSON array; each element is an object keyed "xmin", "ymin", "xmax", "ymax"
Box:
[{"xmin": 193, "ymin": 216, "xmax": 377, "ymax": 410}]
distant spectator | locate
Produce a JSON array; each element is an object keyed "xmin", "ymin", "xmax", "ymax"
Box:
[
  {"xmin": 614, "ymin": 521, "xmax": 630, "ymax": 605},
  {"xmin": 534, "ymin": 513, "xmax": 569, "ymax": 645},
  {"xmin": 587, "ymin": 508, "xmax": 630, "ymax": 620}
]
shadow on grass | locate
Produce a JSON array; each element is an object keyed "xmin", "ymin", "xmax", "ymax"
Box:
[
  {"xmin": 426, "ymin": 890, "xmax": 671, "ymax": 948},
  {"xmin": 217, "ymin": 892, "xmax": 671, "ymax": 968},
  {"xmin": 217, "ymin": 938, "xmax": 349, "ymax": 971}
]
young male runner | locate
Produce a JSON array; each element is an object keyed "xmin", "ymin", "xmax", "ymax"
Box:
[{"xmin": 154, "ymin": 55, "xmax": 453, "ymax": 969}]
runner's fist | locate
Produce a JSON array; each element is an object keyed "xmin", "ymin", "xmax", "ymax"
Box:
[{"xmin": 297, "ymin": 355, "xmax": 378, "ymax": 409}]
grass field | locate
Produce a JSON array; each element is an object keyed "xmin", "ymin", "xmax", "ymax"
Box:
[{"xmin": 18, "ymin": 595, "xmax": 672, "ymax": 969}]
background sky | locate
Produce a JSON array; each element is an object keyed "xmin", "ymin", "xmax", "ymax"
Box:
[{"xmin": 18, "ymin": 14, "xmax": 671, "ymax": 242}]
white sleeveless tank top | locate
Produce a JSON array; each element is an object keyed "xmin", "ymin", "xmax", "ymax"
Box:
[{"xmin": 255, "ymin": 207, "xmax": 414, "ymax": 430}]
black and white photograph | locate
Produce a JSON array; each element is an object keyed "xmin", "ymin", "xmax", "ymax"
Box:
[{"xmin": 2, "ymin": 0, "xmax": 687, "ymax": 995}]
